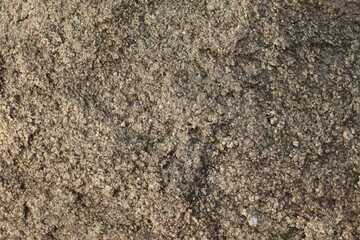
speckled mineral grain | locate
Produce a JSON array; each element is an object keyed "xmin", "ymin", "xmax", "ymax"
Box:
[{"xmin": 0, "ymin": 0, "xmax": 359, "ymax": 239}]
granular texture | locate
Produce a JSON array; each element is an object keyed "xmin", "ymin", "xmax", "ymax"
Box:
[{"xmin": 0, "ymin": 0, "xmax": 359, "ymax": 239}]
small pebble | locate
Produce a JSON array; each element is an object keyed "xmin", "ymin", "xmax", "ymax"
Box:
[{"xmin": 249, "ymin": 215, "xmax": 258, "ymax": 227}]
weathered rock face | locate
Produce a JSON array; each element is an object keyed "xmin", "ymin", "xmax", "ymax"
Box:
[{"xmin": 0, "ymin": 0, "xmax": 359, "ymax": 239}]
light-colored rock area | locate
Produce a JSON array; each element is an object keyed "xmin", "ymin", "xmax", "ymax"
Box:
[{"xmin": 0, "ymin": 0, "xmax": 359, "ymax": 239}]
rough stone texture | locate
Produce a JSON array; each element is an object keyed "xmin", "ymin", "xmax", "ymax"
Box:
[{"xmin": 0, "ymin": 0, "xmax": 359, "ymax": 239}]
